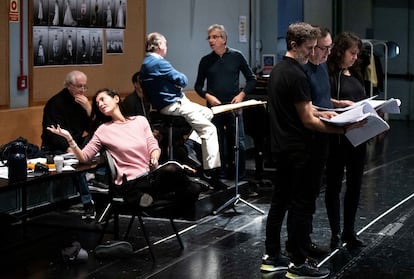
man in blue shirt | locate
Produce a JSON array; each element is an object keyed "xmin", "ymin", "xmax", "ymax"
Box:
[{"xmin": 140, "ymin": 32, "xmax": 226, "ymax": 190}]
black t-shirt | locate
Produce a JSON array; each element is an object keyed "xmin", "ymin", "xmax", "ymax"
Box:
[
  {"xmin": 335, "ymin": 74, "xmax": 366, "ymax": 102},
  {"xmin": 267, "ymin": 56, "xmax": 313, "ymax": 153}
]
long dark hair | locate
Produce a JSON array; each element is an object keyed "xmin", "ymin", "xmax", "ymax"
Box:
[
  {"xmin": 327, "ymin": 32, "xmax": 364, "ymax": 83},
  {"xmin": 90, "ymin": 88, "xmax": 128, "ymax": 135}
]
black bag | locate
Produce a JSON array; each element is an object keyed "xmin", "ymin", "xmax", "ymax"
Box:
[
  {"xmin": 94, "ymin": 240, "xmax": 133, "ymax": 259},
  {"xmin": 0, "ymin": 137, "xmax": 42, "ymax": 160}
]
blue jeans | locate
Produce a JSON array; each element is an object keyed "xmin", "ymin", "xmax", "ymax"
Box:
[{"xmin": 73, "ymin": 173, "xmax": 92, "ymax": 205}]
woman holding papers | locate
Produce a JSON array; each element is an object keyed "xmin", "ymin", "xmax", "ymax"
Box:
[{"xmin": 325, "ymin": 32, "xmax": 368, "ymax": 249}]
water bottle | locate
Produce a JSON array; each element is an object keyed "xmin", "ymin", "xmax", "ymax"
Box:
[{"xmin": 7, "ymin": 141, "xmax": 27, "ymax": 183}]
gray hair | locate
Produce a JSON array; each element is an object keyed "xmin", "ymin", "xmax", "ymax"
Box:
[
  {"xmin": 145, "ymin": 32, "xmax": 166, "ymax": 52},
  {"xmin": 207, "ymin": 24, "xmax": 228, "ymax": 42},
  {"xmin": 64, "ymin": 70, "xmax": 87, "ymax": 87}
]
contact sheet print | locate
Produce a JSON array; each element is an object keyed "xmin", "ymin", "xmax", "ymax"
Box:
[{"xmin": 33, "ymin": 0, "xmax": 127, "ymax": 66}]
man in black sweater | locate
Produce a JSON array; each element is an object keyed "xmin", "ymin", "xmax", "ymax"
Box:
[{"xmin": 41, "ymin": 70, "xmax": 95, "ymax": 220}]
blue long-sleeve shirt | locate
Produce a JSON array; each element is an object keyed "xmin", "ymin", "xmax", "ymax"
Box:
[
  {"xmin": 194, "ymin": 48, "xmax": 256, "ymax": 104},
  {"xmin": 140, "ymin": 53, "xmax": 187, "ymax": 110},
  {"xmin": 303, "ymin": 62, "xmax": 333, "ymax": 109}
]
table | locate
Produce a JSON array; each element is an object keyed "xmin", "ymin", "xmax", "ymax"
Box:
[{"xmin": 0, "ymin": 157, "xmax": 104, "ymax": 224}]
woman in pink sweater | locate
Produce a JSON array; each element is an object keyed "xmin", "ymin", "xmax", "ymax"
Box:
[{"xmin": 47, "ymin": 88, "xmax": 161, "ymax": 206}]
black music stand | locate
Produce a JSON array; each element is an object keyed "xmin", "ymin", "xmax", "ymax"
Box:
[{"xmin": 213, "ymin": 107, "xmax": 265, "ymax": 215}]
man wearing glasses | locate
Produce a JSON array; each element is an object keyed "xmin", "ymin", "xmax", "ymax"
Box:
[
  {"xmin": 194, "ymin": 24, "xmax": 256, "ymax": 181},
  {"xmin": 41, "ymin": 70, "xmax": 95, "ymax": 220}
]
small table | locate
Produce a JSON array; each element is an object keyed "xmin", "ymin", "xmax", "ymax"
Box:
[{"xmin": 0, "ymin": 157, "xmax": 105, "ymax": 228}]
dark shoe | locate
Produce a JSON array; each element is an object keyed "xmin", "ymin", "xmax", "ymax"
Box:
[
  {"xmin": 342, "ymin": 234, "xmax": 366, "ymax": 248},
  {"xmin": 307, "ymin": 242, "xmax": 330, "ymax": 258},
  {"xmin": 285, "ymin": 241, "xmax": 329, "ymax": 259},
  {"xmin": 260, "ymin": 254, "xmax": 289, "ymax": 272},
  {"xmin": 82, "ymin": 200, "xmax": 96, "ymax": 220},
  {"xmin": 94, "ymin": 240, "xmax": 134, "ymax": 259},
  {"xmin": 285, "ymin": 260, "xmax": 330, "ymax": 279},
  {"xmin": 139, "ymin": 193, "xmax": 153, "ymax": 207},
  {"xmin": 330, "ymin": 234, "xmax": 341, "ymax": 250},
  {"xmin": 202, "ymin": 169, "xmax": 228, "ymax": 190}
]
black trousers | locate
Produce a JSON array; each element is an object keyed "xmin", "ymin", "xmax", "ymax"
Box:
[
  {"xmin": 265, "ymin": 147, "xmax": 318, "ymax": 265},
  {"xmin": 325, "ymin": 135, "xmax": 367, "ymax": 237}
]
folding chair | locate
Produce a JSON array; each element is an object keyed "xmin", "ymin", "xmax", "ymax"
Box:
[{"xmin": 98, "ymin": 150, "xmax": 184, "ymax": 262}]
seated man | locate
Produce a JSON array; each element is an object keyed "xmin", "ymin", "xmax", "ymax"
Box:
[
  {"xmin": 41, "ymin": 70, "xmax": 95, "ymax": 220},
  {"xmin": 139, "ymin": 32, "xmax": 226, "ymax": 190},
  {"xmin": 122, "ymin": 71, "xmax": 199, "ymax": 169}
]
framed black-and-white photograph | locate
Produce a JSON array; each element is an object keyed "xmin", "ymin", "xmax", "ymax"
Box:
[
  {"xmin": 106, "ymin": 29, "xmax": 124, "ymax": 54},
  {"xmin": 33, "ymin": 27, "xmax": 49, "ymax": 66},
  {"xmin": 48, "ymin": 28, "xmax": 64, "ymax": 64}
]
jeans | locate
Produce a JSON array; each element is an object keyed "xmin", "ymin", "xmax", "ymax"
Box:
[{"xmin": 73, "ymin": 173, "xmax": 92, "ymax": 205}]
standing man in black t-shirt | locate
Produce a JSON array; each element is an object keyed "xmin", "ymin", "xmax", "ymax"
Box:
[{"xmin": 261, "ymin": 23, "xmax": 346, "ymax": 278}]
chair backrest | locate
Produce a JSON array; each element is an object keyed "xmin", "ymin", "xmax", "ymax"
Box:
[{"xmin": 103, "ymin": 149, "xmax": 117, "ymax": 183}]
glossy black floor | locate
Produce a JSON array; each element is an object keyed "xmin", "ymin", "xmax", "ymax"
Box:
[{"xmin": 1, "ymin": 119, "xmax": 414, "ymax": 279}]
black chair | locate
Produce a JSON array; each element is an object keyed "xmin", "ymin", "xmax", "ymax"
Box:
[
  {"xmin": 149, "ymin": 111, "xmax": 192, "ymax": 161},
  {"xmin": 98, "ymin": 150, "xmax": 185, "ymax": 262}
]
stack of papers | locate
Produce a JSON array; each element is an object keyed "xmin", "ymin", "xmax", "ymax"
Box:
[{"xmin": 319, "ymin": 97, "xmax": 401, "ymax": 146}]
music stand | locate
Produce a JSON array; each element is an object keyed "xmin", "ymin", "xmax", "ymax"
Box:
[{"xmin": 212, "ymin": 100, "xmax": 266, "ymax": 215}]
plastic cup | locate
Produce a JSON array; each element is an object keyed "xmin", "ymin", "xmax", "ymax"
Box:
[{"xmin": 54, "ymin": 155, "xmax": 64, "ymax": 173}]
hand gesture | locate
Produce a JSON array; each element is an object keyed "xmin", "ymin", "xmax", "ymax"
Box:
[{"xmin": 47, "ymin": 124, "xmax": 72, "ymax": 141}]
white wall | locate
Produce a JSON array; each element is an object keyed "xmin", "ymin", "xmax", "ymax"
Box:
[{"xmin": 146, "ymin": 0, "xmax": 251, "ymax": 90}]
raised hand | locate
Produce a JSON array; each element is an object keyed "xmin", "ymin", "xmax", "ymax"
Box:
[{"xmin": 47, "ymin": 124, "xmax": 72, "ymax": 141}]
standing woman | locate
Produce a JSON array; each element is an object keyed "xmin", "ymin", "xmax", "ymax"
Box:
[
  {"xmin": 47, "ymin": 89, "xmax": 161, "ymax": 206},
  {"xmin": 325, "ymin": 32, "xmax": 367, "ymax": 249}
]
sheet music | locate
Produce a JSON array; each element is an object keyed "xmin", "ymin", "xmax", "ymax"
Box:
[
  {"xmin": 211, "ymin": 99, "xmax": 267, "ymax": 115},
  {"xmin": 321, "ymin": 103, "xmax": 390, "ymax": 146},
  {"xmin": 313, "ymin": 95, "xmax": 378, "ymax": 112}
]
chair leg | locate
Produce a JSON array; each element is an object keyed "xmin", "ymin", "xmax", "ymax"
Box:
[
  {"xmin": 113, "ymin": 210, "xmax": 120, "ymax": 239},
  {"xmin": 169, "ymin": 218, "xmax": 184, "ymax": 249},
  {"xmin": 123, "ymin": 215, "xmax": 136, "ymax": 240},
  {"xmin": 98, "ymin": 202, "xmax": 112, "ymax": 223},
  {"xmin": 137, "ymin": 215, "xmax": 156, "ymax": 262},
  {"xmin": 97, "ymin": 206, "xmax": 113, "ymax": 244}
]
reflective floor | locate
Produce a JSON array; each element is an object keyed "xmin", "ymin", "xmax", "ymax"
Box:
[{"xmin": 1, "ymin": 119, "xmax": 414, "ymax": 279}]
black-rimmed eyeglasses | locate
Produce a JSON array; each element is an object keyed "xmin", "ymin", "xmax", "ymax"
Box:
[{"xmin": 315, "ymin": 44, "xmax": 334, "ymax": 51}]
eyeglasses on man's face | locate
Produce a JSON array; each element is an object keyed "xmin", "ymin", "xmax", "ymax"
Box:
[
  {"xmin": 207, "ymin": 35, "xmax": 222, "ymax": 40},
  {"xmin": 71, "ymin": 83, "xmax": 88, "ymax": 91},
  {"xmin": 315, "ymin": 44, "xmax": 334, "ymax": 52}
]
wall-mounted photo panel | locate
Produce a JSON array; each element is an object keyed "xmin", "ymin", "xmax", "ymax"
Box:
[
  {"xmin": 106, "ymin": 29, "xmax": 124, "ymax": 54},
  {"xmin": 33, "ymin": 27, "xmax": 49, "ymax": 66}
]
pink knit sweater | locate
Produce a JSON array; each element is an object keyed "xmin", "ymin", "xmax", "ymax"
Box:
[{"xmin": 82, "ymin": 116, "xmax": 160, "ymax": 185}]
